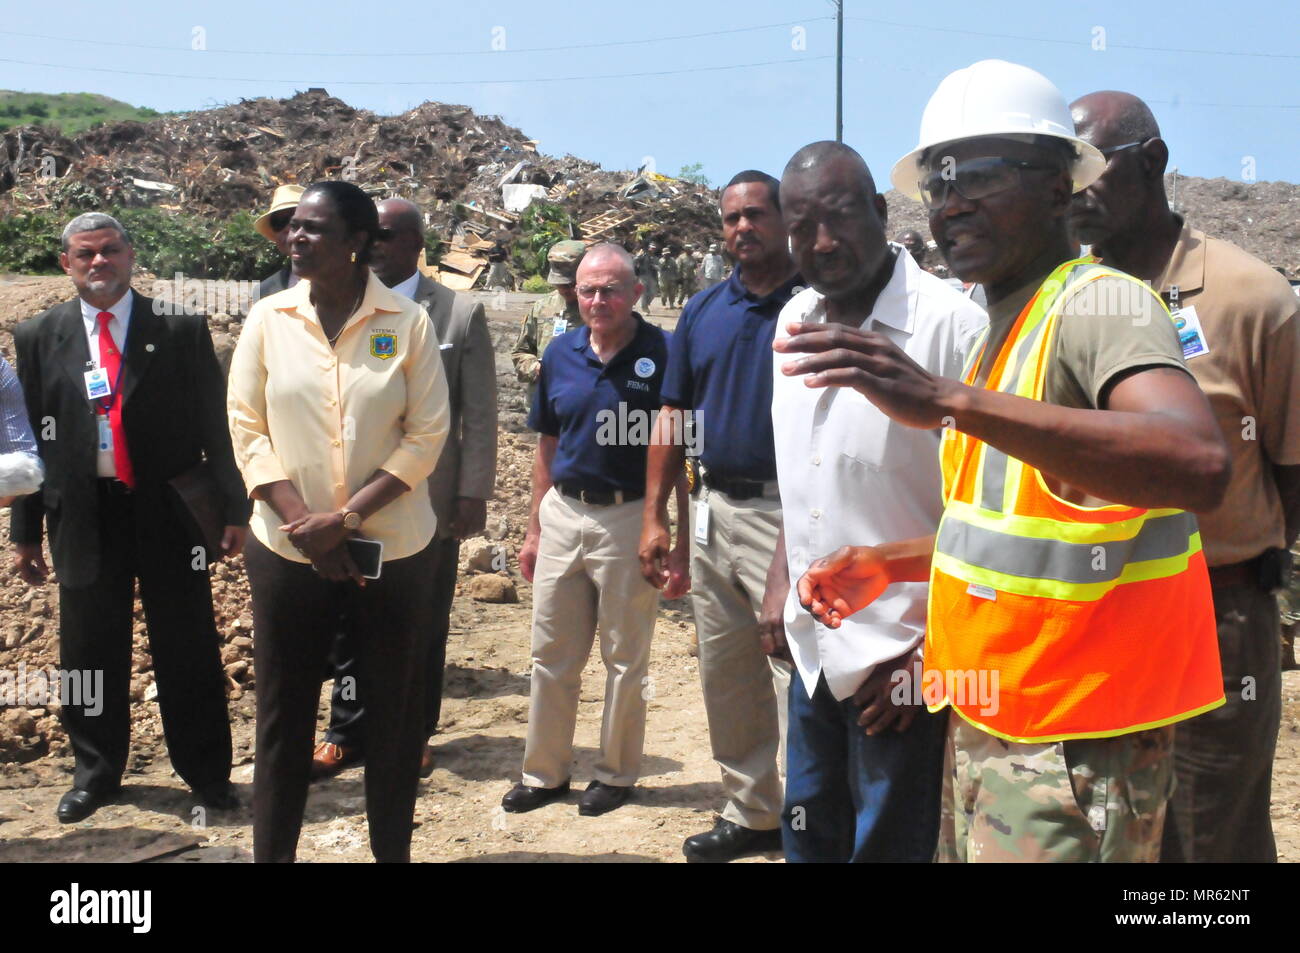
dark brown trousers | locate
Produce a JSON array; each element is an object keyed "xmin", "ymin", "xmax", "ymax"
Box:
[{"xmin": 1161, "ymin": 583, "xmax": 1282, "ymax": 863}]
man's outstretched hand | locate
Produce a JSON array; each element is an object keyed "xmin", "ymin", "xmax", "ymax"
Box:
[
  {"xmin": 796, "ymin": 545, "xmax": 891, "ymax": 628},
  {"xmin": 774, "ymin": 321, "xmax": 958, "ymax": 431}
]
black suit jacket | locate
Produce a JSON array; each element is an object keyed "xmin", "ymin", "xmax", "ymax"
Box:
[
  {"xmin": 10, "ymin": 294, "xmax": 251, "ymax": 587},
  {"xmin": 257, "ymin": 266, "xmax": 293, "ymax": 300}
]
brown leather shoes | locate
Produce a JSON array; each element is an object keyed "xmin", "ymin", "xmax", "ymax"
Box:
[{"xmin": 310, "ymin": 742, "xmax": 363, "ymax": 780}]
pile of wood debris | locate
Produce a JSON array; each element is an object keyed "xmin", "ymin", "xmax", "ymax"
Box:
[{"xmin": 0, "ymin": 89, "xmax": 726, "ymax": 285}]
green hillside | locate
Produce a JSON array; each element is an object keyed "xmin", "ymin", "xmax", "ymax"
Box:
[{"xmin": 0, "ymin": 91, "xmax": 163, "ymax": 135}]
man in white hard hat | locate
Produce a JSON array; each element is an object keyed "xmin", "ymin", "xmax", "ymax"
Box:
[{"xmin": 778, "ymin": 60, "xmax": 1228, "ymax": 862}]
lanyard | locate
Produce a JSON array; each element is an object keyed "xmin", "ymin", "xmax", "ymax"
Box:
[
  {"xmin": 95, "ymin": 367, "xmax": 125, "ymax": 413},
  {"xmin": 88, "ymin": 338, "xmax": 127, "ymax": 413}
]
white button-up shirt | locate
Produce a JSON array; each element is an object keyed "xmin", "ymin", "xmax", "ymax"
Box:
[
  {"xmin": 79, "ymin": 289, "xmax": 133, "ymax": 478},
  {"xmin": 388, "ymin": 270, "xmax": 421, "ymax": 301},
  {"xmin": 772, "ymin": 248, "xmax": 987, "ymax": 700}
]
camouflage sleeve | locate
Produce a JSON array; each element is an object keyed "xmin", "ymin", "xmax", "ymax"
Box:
[{"xmin": 512, "ymin": 307, "xmax": 541, "ymax": 383}]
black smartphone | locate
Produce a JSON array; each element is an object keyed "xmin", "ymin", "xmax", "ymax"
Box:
[{"xmin": 345, "ymin": 537, "xmax": 384, "ymax": 580}]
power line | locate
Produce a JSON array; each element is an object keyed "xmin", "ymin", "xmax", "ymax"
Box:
[
  {"xmin": 841, "ymin": 58, "xmax": 1299, "ymax": 110},
  {"xmin": 846, "ymin": 14, "xmax": 1300, "ymax": 59},
  {"xmin": 0, "ymin": 19, "xmax": 831, "ymax": 57},
  {"xmin": 1146, "ymin": 98, "xmax": 1300, "ymax": 109},
  {"xmin": 0, "ymin": 54, "xmax": 832, "ymax": 87}
]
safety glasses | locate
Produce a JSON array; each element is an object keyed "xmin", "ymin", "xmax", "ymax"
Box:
[
  {"xmin": 918, "ymin": 157, "xmax": 1052, "ymax": 211},
  {"xmin": 1098, "ymin": 140, "xmax": 1148, "ymax": 159}
]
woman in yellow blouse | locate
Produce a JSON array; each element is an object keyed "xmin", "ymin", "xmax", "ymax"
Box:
[{"xmin": 228, "ymin": 181, "xmax": 449, "ymax": 862}]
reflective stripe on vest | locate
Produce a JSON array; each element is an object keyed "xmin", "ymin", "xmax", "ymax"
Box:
[{"xmin": 925, "ymin": 258, "xmax": 1224, "ymax": 743}]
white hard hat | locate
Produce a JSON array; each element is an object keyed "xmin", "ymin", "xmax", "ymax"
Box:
[{"xmin": 890, "ymin": 60, "xmax": 1105, "ymax": 201}]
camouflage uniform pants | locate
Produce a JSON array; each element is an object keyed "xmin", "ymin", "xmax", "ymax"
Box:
[{"xmin": 937, "ymin": 714, "xmax": 1174, "ymax": 862}]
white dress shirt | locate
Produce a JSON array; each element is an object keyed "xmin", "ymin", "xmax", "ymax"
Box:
[
  {"xmin": 771, "ymin": 248, "xmax": 987, "ymax": 700},
  {"xmin": 79, "ymin": 290, "xmax": 133, "ymax": 478},
  {"xmin": 389, "ymin": 270, "xmax": 421, "ymax": 302}
]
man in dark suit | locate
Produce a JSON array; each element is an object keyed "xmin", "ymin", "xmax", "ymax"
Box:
[
  {"xmin": 10, "ymin": 212, "xmax": 251, "ymax": 823},
  {"xmin": 312, "ymin": 197, "xmax": 498, "ymax": 778}
]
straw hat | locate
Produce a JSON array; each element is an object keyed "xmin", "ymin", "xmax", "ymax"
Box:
[{"xmin": 254, "ymin": 184, "xmax": 306, "ymax": 241}]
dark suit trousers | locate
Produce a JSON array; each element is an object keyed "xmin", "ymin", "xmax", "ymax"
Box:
[
  {"xmin": 246, "ymin": 535, "xmax": 436, "ymax": 863},
  {"xmin": 325, "ymin": 535, "xmax": 460, "ymax": 747},
  {"xmin": 58, "ymin": 482, "xmax": 232, "ymax": 795},
  {"xmin": 1160, "ymin": 583, "xmax": 1282, "ymax": 863}
]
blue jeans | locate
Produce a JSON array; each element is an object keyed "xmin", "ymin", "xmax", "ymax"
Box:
[{"xmin": 781, "ymin": 666, "xmax": 946, "ymax": 862}]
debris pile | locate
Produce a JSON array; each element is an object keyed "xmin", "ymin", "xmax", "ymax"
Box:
[
  {"xmin": 0, "ymin": 89, "xmax": 725, "ymax": 284},
  {"xmin": 883, "ymin": 174, "xmax": 1300, "ymax": 277}
]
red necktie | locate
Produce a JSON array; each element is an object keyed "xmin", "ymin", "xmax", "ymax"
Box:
[{"xmin": 96, "ymin": 311, "xmax": 134, "ymax": 487}]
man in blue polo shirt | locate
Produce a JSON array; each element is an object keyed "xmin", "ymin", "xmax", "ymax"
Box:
[
  {"xmin": 505, "ymin": 243, "xmax": 689, "ymax": 818},
  {"xmin": 641, "ymin": 170, "xmax": 804, "ymax": 862}
]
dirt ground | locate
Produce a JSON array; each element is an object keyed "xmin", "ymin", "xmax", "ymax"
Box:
[{"xmin": 0, "ymin": 275, "xmax": 1296, "ymax": 863}]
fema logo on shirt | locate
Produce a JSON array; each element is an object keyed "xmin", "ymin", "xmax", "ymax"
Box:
[{"xmin": 634, "ymin": 357, "xmax": 656, "ymax": 379}]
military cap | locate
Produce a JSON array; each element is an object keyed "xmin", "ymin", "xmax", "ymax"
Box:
[{"xmin": 546, "ymin": 240, "xmax": 587, "ymax": 284}]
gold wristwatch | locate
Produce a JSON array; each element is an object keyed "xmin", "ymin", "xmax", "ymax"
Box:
[{"xmin": 339, "ymin": 508, "xmax": 363, "ymax": 530}]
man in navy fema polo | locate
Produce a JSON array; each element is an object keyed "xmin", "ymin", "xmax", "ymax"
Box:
[
  {"xmin": 641, "ymin": 170, "xmax": 803, "ymax": 862},
  {"xmin": 505, "ymin": 242, "xmax": 690, "ymax": 818}
]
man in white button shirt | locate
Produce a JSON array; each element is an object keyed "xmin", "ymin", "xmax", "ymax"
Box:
[{"xmin": 766, "ymin": 142, "xmax": 986, "ymax": 861}]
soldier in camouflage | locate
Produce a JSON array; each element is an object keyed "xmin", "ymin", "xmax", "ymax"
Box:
[
  {"xmin": 676, "ymin": 244, "xmax": 698, "ymax": 307},
  {"xmin": 512, "ymin": 240, "xmax": 585, "ymax": 386},
  {"xmin": 636, "ymin": 243, "xmax": 659, "ymax": 312},
  {"xmin": 657, "ymin": 248, "xmax": 679, "ymax": 309},
  {"xmin": 937, "ymin": 718, "xmax": 1174, "ymax": 862}
]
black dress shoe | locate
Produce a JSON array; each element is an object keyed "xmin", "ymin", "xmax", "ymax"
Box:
[
  {"xmin": 56, "ymin": 786, "xmax": 118, "ymax": 824},
  {"xmin": 682, "ymin": 817, "xmax": 783, "ymax": 863},
  {"xmin": 194, "ymin": 781, "xmax": 241, "ymax": 811},
  {"xmin": 500, "ymin": 780, "xmax": 570, "ymax": 813},
  {"xmin": 578, "ymin": 780, "xmax": 632, "ymax": 816}
]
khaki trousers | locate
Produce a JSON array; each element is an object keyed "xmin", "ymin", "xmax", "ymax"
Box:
[
  {"xmin": 690, "ymin": 488, "xmax": 790, "ymax": 830},
  {"xmin": 522, "ymin": 488, "xmax": 660, "ymax": 789}
]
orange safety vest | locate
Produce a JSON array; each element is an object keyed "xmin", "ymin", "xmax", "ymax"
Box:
[{"xmin": 924, "ymin": 258, "xmax": 1224, "ymax": 743}]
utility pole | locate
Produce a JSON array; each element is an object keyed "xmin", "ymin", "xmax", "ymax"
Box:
[{"xmin": 835, "ymin": 0, "xmax": 844, "ymax": 142}]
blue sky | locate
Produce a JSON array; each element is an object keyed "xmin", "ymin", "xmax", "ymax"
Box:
[{"xmin": 1, "ymin": 1, "xmax": 1296, "ymax": 188}]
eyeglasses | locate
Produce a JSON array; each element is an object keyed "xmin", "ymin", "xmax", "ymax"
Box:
[
  {"xmin": 268, "ymin": 210, "xmax": 294, "ymax": 232},
  {"xmin": 577, "ymin": 284, "xmax": 631, "ymax": 299},
  {"xmin": 918, "ymin": 157, "xmax": 1053, "ymax": 210},
  {"xmin": 1098, "ymin": 140, "xmax": 1148, "ymax": 159}
]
